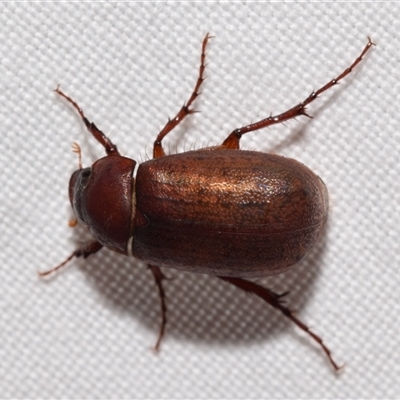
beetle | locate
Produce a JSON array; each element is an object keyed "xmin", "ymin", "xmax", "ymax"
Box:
[{"xmin": 41, "ymin": 34, "xmax": 374, "ymax": 370}]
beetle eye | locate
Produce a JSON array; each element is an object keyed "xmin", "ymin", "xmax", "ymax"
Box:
[
  {"xmin": 76, "ymin": 167, "xmax": 92, "ymax": 191},
  {"xmin": 81, "ymin": 169, "xmax": 91, "ymax": 179}
]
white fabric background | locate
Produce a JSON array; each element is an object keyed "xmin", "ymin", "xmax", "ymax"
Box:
[{"xmin": 0, "ymin": 3, "xmax": 398, "ymax": 399}]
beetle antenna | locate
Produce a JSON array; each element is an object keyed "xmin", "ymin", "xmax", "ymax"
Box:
[{"xmin": 71, "ymin": 142, "xmax": 83, "ymax": 169}]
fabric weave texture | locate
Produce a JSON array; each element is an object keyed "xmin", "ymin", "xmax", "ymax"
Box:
[{"xmin": 0, "ymin": 3, "xmax": 398, "ymax": 399}]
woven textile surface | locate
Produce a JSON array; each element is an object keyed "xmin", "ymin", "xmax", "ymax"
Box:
[{"xmin": 0, "ymin": 3, "xmax": 399, "ymax": 399}]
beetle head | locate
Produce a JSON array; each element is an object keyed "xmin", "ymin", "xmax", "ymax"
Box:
[{"xmin": 69, "ymin": 155, "xmax": 136, "ymax": 254}]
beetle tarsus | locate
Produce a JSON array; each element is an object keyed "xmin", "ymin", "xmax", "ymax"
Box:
[
  {"xmin": 38, "ymin": 241, "xmax": 103, "ymax": 277},
  {"xmin": 221, "ymin": 38, "xmax": 374, "ymax": 149},
  {"xmin": 218, "ymin": 276, "xmax": 343, "ymax": 371},
  {"xmin": 55, "ymin": 86, "xmax": 120, "ymax": 156},
  {"xmin": 148, "ymin": 265, "xmax": 168, "ymax": 351},
  {"xmin": 153, "ymin": 34, "xmax": 212, "ymax": 158}
]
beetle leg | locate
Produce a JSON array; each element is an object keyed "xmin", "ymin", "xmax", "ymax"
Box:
[
  {"xmin": 38, "ymin": 241, "xmax": 103, "ymax": 277},
  {"xmin": 148, "ymin": 265, "xmax": 168, "ymax": 351},
  {"xmin": 222, "ymin": 38, "xmax": 374, "ymax": 149},
  {"xmin": 55, "ymin": 86, "xmax": 120, "ymax": 156},
  {"xmin": 153, "ymin": 33, "xmax": 212, "ymax": 158},
  {"xmin": 218, "ymin": 276, "xmax": 343, "ymax": 371}
]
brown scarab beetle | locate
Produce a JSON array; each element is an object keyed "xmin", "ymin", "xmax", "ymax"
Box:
[{"xmin": 41, "ymin": 34, "xmax": 374, "ymax": 371}]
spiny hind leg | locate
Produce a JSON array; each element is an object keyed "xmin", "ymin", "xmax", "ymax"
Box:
[{"xmin": 218, "ymin": 276, "xmax": 343, "ymax": 371}]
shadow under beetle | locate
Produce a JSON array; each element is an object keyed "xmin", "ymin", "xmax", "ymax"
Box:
[{"xmin": 41, "ymin": 34, "xmax": 374, "ymax": 371}]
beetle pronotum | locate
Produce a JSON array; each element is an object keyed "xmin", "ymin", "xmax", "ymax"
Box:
[{"xmin": 41, "ymin": 34, "xmax": 374, "ymax": 370}]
